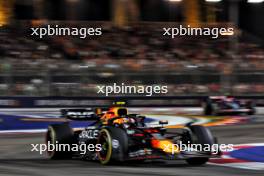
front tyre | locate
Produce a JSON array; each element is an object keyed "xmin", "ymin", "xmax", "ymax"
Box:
[
  {"xmin": 186, "ymin": 158, "xmax": 209, "ymax": 166},
  {"xmin": 185, "ymin": 125, "xmax": 215, "ymax": 166},
  {"xmin": 97, "ymin": 129, "xmax": 113, "ymax": 164},
  {"xmin": 97, "ymin": 127, "xmax": 128, "ymax": 165}
]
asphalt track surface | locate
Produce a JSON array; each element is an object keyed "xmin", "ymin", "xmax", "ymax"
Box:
[{"xmin": 0, "ymin": 110, "xmax": 264, "ymax": 176}]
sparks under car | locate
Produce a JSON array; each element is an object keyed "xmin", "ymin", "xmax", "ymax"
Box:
[
  {"xmin": 46, "ymin": 103, "xmax": 220, "ymax": 165},
  {"xmin": 203, "ymin": 96, "xmax": 256, "ymax": 115}
]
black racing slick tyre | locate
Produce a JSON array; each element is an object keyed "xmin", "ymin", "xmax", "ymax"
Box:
[
  {"xmin": 97, "ymin": 127, "xmax": 128, "ymax": 165},
  {"xmin": 186, "ymin": 158, "xmax": 209, "ymax": 166},
  {"xmin": 186, "ymin": 125, "xmax": 215, "ymax": 166},
  {"xmin": 246, "ymin": 101, "xmax": 256, "ymax": 115},
  {"xmin": 46, "ymin": 123, "xmax": 74, "ymax": 159},
  {"xmin": 203, "ymin": 100, "xmax": 213, "ymax": 115}
]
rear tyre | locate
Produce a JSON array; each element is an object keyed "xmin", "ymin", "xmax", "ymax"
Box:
[
  {"xmin": 186, "ymin": 125, "xmax": 214, "ymax": 166},
  {"xmin": 248, "ymin": 109, "xmax": 255, "ymax": 115},
  {"xmin": 46, "ymin": 123, "xmax": 74, "ymax": 159},
  {"xmin": 246, "ymin": 102, "xmax": 256, "ymax": 115},
  {"xmin": 246, "ymin": 101, "xmax": 256, "ymax": 115},
  {"xmin": 203, "ymin": 99, "xmax": 213, "ymax": 115}
]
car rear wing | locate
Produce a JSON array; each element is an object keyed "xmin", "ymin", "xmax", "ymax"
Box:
[{"xmin": 61, "ymin": 108, "xmax": 100, "ymax": 121}]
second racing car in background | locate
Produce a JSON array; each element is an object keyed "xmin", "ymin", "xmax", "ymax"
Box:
[{"xmin": 203, "ymin": 96, "xmax": 256, "ymax": 115}]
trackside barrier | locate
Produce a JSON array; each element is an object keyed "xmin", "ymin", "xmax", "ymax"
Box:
[{"xmin": 0, "ymin": 96, "xmax": 264, "ymax": 108}]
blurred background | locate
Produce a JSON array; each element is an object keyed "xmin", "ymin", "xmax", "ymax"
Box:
[
  {"xmin": 0, "ymin": 2, "xmax": 264, "ymax": 175},
  {"xmin": 0, "ymin": 0, "xmax": 263, "ymax": 97}
]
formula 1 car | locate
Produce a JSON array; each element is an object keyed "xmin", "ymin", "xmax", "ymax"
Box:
[
  {"xmin": 46, "ymin": 103, "xmax": 220, "ymax": 165},
  {"xmin": 203, "ymin": 96, "xmax": 255, "ymax": 115}
]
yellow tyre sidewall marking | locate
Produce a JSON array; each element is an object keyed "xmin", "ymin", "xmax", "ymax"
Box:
[
  {"xmin": 98, "ymin": 129, "xmax": 112, "ymax": 164},
  {"xmin": 47, "ymin": 126, "xmax": 56, "ymax": 158}
]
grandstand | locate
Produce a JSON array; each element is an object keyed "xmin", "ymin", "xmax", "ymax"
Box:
[{"xmin": 0, "ymin": 0, "xmax": 263, "ymax": 96}]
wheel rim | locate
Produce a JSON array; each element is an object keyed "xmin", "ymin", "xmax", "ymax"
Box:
[
  {"xmin": 46, "ymin": 127, "xmax": 56, "ymax": 157},
  {"xmin": 97, "ymin": 129, "xmax": 112, "ymax": 164}
]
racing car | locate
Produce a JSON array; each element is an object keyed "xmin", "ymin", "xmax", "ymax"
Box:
[
  {"xmin": 203, "ymin": 96, "xmax": 255, "ymax": 115},
  {"xmin": 46, "ymin": 102, "xmax": 220, "ymax": 165}
]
